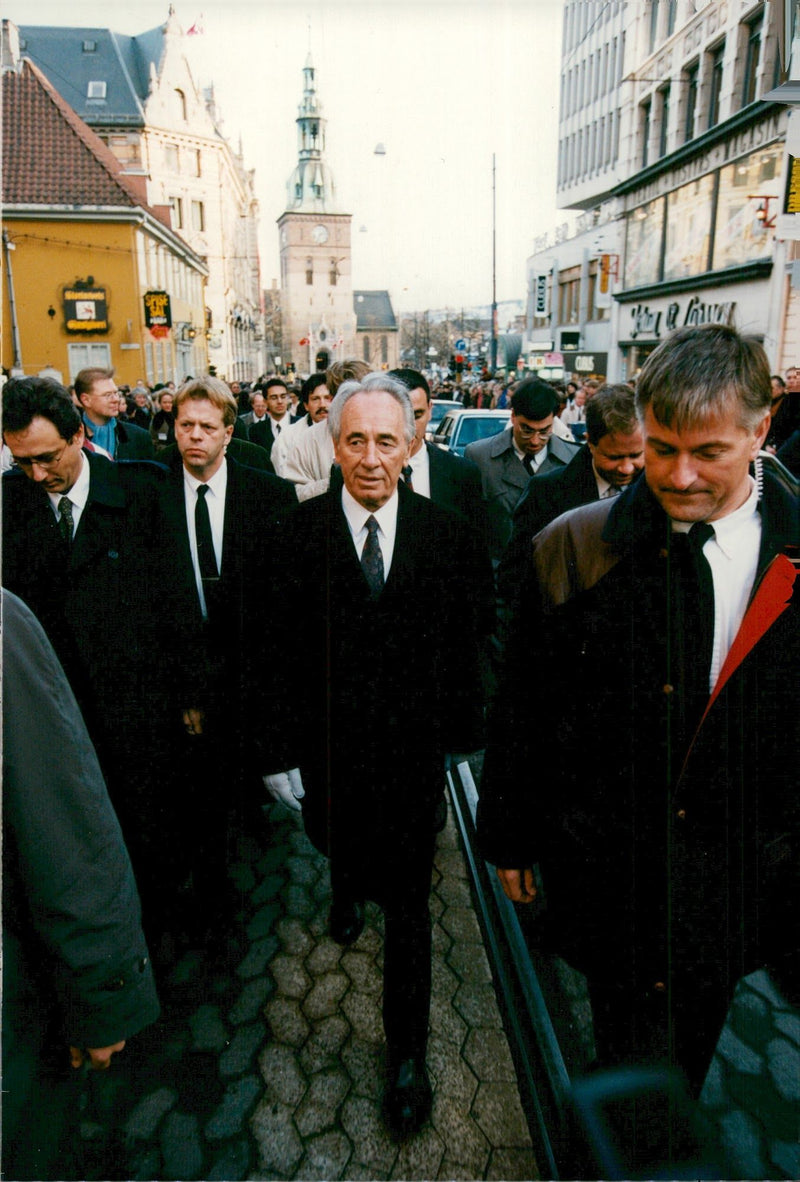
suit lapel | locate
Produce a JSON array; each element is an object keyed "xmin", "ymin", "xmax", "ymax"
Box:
[{"xmin": 70, "ymin": 454, "xmax": 126, "ymax": 572}]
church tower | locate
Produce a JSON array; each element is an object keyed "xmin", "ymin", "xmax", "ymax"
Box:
[{"xmin": 277, "ymin": 55, "xmax": 355, "ymax": 374}]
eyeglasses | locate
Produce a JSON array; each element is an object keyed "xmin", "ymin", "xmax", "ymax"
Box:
[
  {"xmin": 516, "ymin": 423, "xmax": 553, "ymax": 439},
  {"xmin": 12, "ymin": 442, "xmax": 69, "ymax": 470}
]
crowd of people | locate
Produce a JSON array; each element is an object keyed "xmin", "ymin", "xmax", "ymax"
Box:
[{"xmin": 2, "ymin": 325, "xmax": 798, "ymax": 1173}]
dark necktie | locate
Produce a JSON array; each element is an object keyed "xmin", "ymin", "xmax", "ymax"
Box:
[
  {"xmin": 195, "ymin": 485, "xmax": 219, "ymax": 582},
  {"xmin": 523, "ymin": 455, "xmax": 535, "ymax": 476},
  {"xmin": 671, "ymin": 522, "xmax": 716, "ymax": 727},
  {"xmin": 58, "ymin": 496, "xmax": 74, "ymax": 545},
  {"xmin": 402, "ymin": 465, "xmax": 414, "ymax": 491},
  {"xmin": 360, "ymin": 515, "xmax": 384, "ymax": 599}
]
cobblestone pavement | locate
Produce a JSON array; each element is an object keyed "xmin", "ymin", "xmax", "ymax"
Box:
[{"xmin": 70, "ymin": 795, "xmax": 538, "ymax": 1181}]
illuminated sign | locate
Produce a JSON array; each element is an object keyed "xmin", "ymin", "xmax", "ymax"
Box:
[
  {"xmin": 63, "ymin": 286, "xmax": 108, "ymax": 333},
  {"xmin": 143, "ymin": 290, "xmax": 172, "ymax": 329}
]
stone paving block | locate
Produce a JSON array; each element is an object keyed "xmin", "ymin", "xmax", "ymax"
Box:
[
  {"xmin": 298, "ymin": 1015, "xmax": 352, "ymax": 1075},
  {"xmin": 346, "ymin": 1164, "xmax": 390, "ymax": 1181},
  {"xmin": 160, "ymin": 1111, "xmax": 204, "ymax": 1181},
  {"xmin": 439, "ymin": 904, "xmax": 483, "ymax": 944},
  {"xmin": 205, "ymin": 1073, "xmax": 262, "ymax": 1140},
  {"xmin": 340, "ymin": 1093, "xmax": 398, "ymax": 1173},
  {"xmin": 486, "ymin": 1145, "xmax": 541, "ymax": 1180},
  {"xmin": 770, "ymin": 1138, "xmax": 800, "ymax": 1179},
  {"xmin": 250, "ymin": 1099, "xmax": 304, "ymax": 1175},
  {"xmin": 436, "ymin": 873, "xmax": 475, "ymax": 910},
  {"xmin": 302, "ymin": 970, "xmax": 350, "ymax": 1021},
  {"xmin": 250, "ymin": 873, "xmax": 287, "ymax": 908},
  {"xmin": 431, "ymin": 923, "xmax": 452, "ymax": 959},
  {"xmin": 447, "ymin": 939, "xmax": 493, "ymax": 986},
  {"xmin": 773, "ymin": 1011, "xmax": 800, "ymax": 1045},
  {"xmin": 247, "ymin": 902, "xmax": 281, "ymax": 940},
  {"xmin": 462, "ymin": 1026, "xmax": 517, "ymax": 1082},
  {"xmin": 123, "ymin": 1086, "xmax": 178, "ymax": 1141},
  {"xmin": 340, "ymin": 949, "xmax": 383, "ymax": 995},
  {"xmin": 747, "ymin": 968, "xmax": 794, "ymax": 1010},
  {"xmin": 229, "ymin": 975, "xmax": 275, "ymax": 1025},
  {"xmin": 228, "ymin": 861, "xmax": 257, "ymax": 894},
  {"xmin": 717, "ymin": 1107, "xmax": 769, "ymax": 1180},
  {"xmin": 453, "ymin": 980, "xmax": 505, "ymax": 1029},
  {"xmin": 259, "ymin": 1041, "xmax": 309, "ymax": 1107},
  {"xmin": 270, "ymin": 952, "xmax": 313, "ymax": 999},
  {"xmin": 340, "ymin": 1038, "xmax": 385, "ymax": 1100},
  {"xmin": 428, "ymin": 993, "xmax": 468, "ymax": 1048},
  {"xmin": 429, "ymin": 1093, "xmax": 490, "ymax": 1172},
  {"xmin": 305, "ymin": 936, "xmax": 344, "ymax": 976},
  {"xmin": 389, "ymin": 1123, "xmax": 446, "ymax": 1180},
  {"xmin": 206, "ymin": 1136, "xmax": 251, "ymax": 1181},
  {"xmin": 220, "ymin": 1021, "xmax": 265, "ymax": 1078},
  {"xmin": 437, "ymin": 1158, "xmax": 484, "ymax": 1180},
  {"xmin": 294, "ymin": 1068, "xmax": 351, "ymax": 1136},
  {"xmin": 430, "ymin": 955, "xmax": 460, "ymax": 1002},
  {"xmin": 766, "ymin": 1036, "xmax": 800, "ymax": 1102},
  {"xmin": 127, "ymin": 1146, "xmax": 161, "ymax": 1180},
  {"xmin": 276, "ymin": 916, "xmax": 315, "ymax": 957},
  {"xmin": 716, "ymin": 1023, "xmax": 764, "ymax": 1075},
  {"xmin": 428, "ymin": 891, "xmax": 445, "ymax": 922},
  {"xmin": 257, "ymin": 841, "xmax": 292, "ymax": 876},
  {"xmin": 189, "ymin": 1005, "xmax": 229, "ymax": 1053},
  {"xmin": 434, "ymin": 850, "xmax": 469, "ymax": 880},
  {"xmin": 341, "ymin": 985, "xmax": 385, "ymax": 1043},
  {"xmin": 287, "ymin": 854, "xmax": 320, "ymax": 886},
  {"xmin": 264, "ymin": 995, "xmax": 311, "ymax": 1047},
  {"xmin": 427, "ymin": 1034, "xmax": 480, "ymax": 1107},
  {"xmin": 297, "ymin": 1130, "xmax": 353, "ymax": 1180},
  {"xmin": 471, "ymin": 1081, "xmax": 533, "ymax": 1147},
  {"xmin": 236, "ymin": 935, "xmax": 279, "ymax": 980}
]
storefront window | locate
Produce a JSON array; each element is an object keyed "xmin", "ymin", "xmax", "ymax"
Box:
[
  {"xmin": 625, "ymin": 196, "xmax": 664, "ymax": 288},
  {"xmin": 663, "ymin": 175, "xmax": 714, "ymax": 280},
  {"xmin": 712, "ymin": 143, "xmax": 781, "ymax": 270}
]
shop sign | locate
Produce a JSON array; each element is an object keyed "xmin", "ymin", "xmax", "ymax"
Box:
[
  {"xmin": 628, "ymin": 297, "xmax": 736, "ymax": 340},
  {"xmin": 143, "ymin": 290, "xmax": 172, "ymax": 330},
  {"xmin": 63, "ymin": 285, "xmax": 108, "ymax": 333}
]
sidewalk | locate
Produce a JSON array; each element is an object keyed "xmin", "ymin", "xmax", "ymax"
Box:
[{"xmin": 70, "ymin": 795, "xmax": 539, "ymax": 1181}]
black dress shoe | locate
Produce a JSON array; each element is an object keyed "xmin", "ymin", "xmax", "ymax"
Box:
[
  {"xmin": 383, "ymin": 1056, "xmax": 432, "ymax": 1139},
  {"xmin": 328, "ymin": 898, "xmax": 365, "ymax": 946}
]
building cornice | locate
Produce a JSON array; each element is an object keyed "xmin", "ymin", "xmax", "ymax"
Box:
[{"xmin": 615, "ymin": 260, "xmax": 773, "ymax": 302}]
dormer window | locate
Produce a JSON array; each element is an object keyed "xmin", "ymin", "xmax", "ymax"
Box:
[
  {"xmin": 82, "ymin": 40, "xmax": 97, "ymax": 52},
  {"xmin": 87, "ymin": 81, "xmax": 107, "ymax": 99}
]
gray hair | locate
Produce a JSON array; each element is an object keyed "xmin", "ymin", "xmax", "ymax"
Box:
[
  {"xmin": 327, "ymin": 372, "xmax": 415, "ymax": 445},
  {"xmin": 635, "ymin": 324, "xmax": 771, "ymax": 433}
]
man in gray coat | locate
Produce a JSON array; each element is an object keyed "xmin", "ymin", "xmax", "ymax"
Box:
[{"xmin": 464, "ymin": 377, "xmax": 579, "ymax": 560}]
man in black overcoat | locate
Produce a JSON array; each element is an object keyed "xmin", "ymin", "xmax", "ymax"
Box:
[
  {"xmin": 262, "ymin": 373, "xmax": 493, "ymax": 1138},
  {"xmin": 478, "ymin": 325, "xmax": 800, "ymax": 1112}
]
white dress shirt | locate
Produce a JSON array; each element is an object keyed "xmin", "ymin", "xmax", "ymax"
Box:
[
  {"xmin": 341, "ymin": 485, "xmax": 399, "ymax": 583},
  {"xmin": 672, "ymin": 478, "xmax": 761, "ymax": 692},
  {"xmin": 183, "ymin": 460, "xmax": 228, "ymax": 618},
  {"xmin": 48, "ymin": 449, "xmax": 90, "ymax": 536},
  {"xmin": 406, "ymin": 444, "xmax": 431, "ymax": 498}
]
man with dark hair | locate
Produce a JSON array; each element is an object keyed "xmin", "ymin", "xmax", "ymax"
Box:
[
  {"xmin": 75, "ymin": 367, "xmax": 154, "ymax": 460},
  {"xmin": 464, "ymin": 376, "xmax": 579, "ymax": 559},
  {"xmin": 2, "ymin": 376, "xmax": 195, "ymax": 953},
  {"xmin": 478, "ymin": 324, "xmax": 799, "ymax": 1112},
  {"xmin": 388, "ymin": 366, "xmax": 485, "ymax": 526},
  {"xmin": 271, "ymin": 372, "xmax": 331, "ymax": 477},
  {"xmin": 249, "ymin": 376, "xmax": 293, "ymax": 458},
  {"xmin": 498, "ymin": 383, "xmax": 644, "ymax": 610},
  {"xmin": 263, "ymin": 374, "xmax": 493, "ymax": 1138}
]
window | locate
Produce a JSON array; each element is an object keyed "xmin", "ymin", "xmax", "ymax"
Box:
[
  {"xmin": 87, "ymin": 80, "xmax": 107, "ymax": 99},
  {"xmin": 708, "ymin": 43, "xmax": 725, "ymax": 129},
  {"xmin": 381, "ymin": 336, "xmax": 388, "ymax": 365},
  {"xmin": 329, "ymin": 259, "xmax": 338, "ymax": 286},
  {"xmin": 69, "ymin": 342, "xmax": 111, "ymax": 382},
  {"xmin": 165, "ymin": 144, "xmax": 179, "ymax": 172},
  {"xmin": 82, "ymin": 40, "xmax": 97, "ymax": 52},
  {"xmin": 641, "ymin": 99, "xmax": 652, "ymax": 168},
  {"xmin": 306, "ymin": 258, "xmax": 313, "ymax": 285},
  {"xmin": 625, "ymin": 197, "xmax": 665, "ymax": 287},
  {"xmin": 684, "ymin": 63, "xmax": 699, "ymax": 142},
  {"xmin": 663, "ymin": 175, "xmax": 715, "ymax": 280},
  {"xmin": 666, "ymin": 0, "xmax": 677, "ymax": 37},
  {"xmin": 175, "ymin": 89, "xmax": 187, "ymax": 121},
  {"xmin": 742, "ymin": 16, "xmax": 762, "ymax": 106},
  {"xmin": 194, "ymin": 149, "xmax": 202, "ymax": 177},
  {"xmin": 363, "ymin": 335, "xmax": 371, "ymax": 362},
  {"xmin": 649, "ymin": 0, "xmax": 660, "ymax": 53},
  {"xmin": 169, "ymin": 196, "xmax": 183, "ymax": 229},
  {"xmin": 658, "ymin": 85, "xmax": 670, "ymax": 158},
  {"xmin": 713, "ymin": 143, "xmax": 781, "ymax": 270},
  {"xmin": 191, "ymin": 201, "xmax": 205, "ymax": 231}
]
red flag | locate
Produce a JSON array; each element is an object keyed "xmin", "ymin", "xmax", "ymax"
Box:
[
  {"xmin": 299, "ymin": 337, "xmax": 309, "ymax": 346},
  {"xmin": 186, "ymin": 15, "xmax": 205, "ymax": 35}
]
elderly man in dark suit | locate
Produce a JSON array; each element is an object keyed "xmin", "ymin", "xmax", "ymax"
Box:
[
  {"xmin": 160, "ymin": 376, "xmax": 297, "ymax": 952},
  {"xmin": 464, "ymin": 376, "xmax": 580, "ymax": 560},
  {"xmin": 498, "ymin": 383, "xmax": 643, "ymax": 614},
  {"xmin": 263, "ymin": 373, "xmax": 493, "ymax": 1138},
  {"xmin": 75, "ymin": 367, "xmax": 154, "ymax": 460},
  {"xmin": 2, "ymin": 376, "xmax": 193, "ymax": 954}
]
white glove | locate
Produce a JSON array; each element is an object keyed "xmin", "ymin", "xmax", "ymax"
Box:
[{"xmin": 263, "ymin": 767, "xmax": 305, "ymax": 812}]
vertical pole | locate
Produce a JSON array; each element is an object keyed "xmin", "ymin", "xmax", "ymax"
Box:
[
  {"xmin": 490, "ymin": 154, "xmax": 498, "ymax": 374},
  {"xmin": 3, "ymin": 231, "xmax": 23, "ymax": 371}
]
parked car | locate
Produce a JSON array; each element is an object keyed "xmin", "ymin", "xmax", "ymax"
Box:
[
  {"xmin": 432, "ymin": 409, "xmax": 510, "ymax": 457},
  {"xmin": 425, "ymin": 399, "xmax": 462, "ymax": 441}
]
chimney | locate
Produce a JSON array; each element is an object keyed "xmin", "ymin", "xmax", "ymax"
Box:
[{"xmin": 2, "ymin": 19, "xmax": 21, "ymax": 72}]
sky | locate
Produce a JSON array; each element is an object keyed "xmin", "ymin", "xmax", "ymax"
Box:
[{"xmin": 7, "ymin": 0, "xmax": 569, "ymax": 316}]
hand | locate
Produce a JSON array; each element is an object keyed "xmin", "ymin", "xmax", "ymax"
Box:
[
  {"xmin": 497, "ymin": 867, "xmax": 537, "ymax": 904},
  {"xmin": 182, "ymin": 707, "xmax": 204, "ymax": 736},
  {"xmin": 263, "ymin": 767, "xmax": 305, "ymax": 812},
  {"xmin": 69, "ymin": 1040, "xmax": 126, "ymax": 1071}
]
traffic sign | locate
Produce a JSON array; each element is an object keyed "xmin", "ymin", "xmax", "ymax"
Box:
[{"xmin": 454, "ymin": 338, "xmax": 467, "ymax": 351}]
